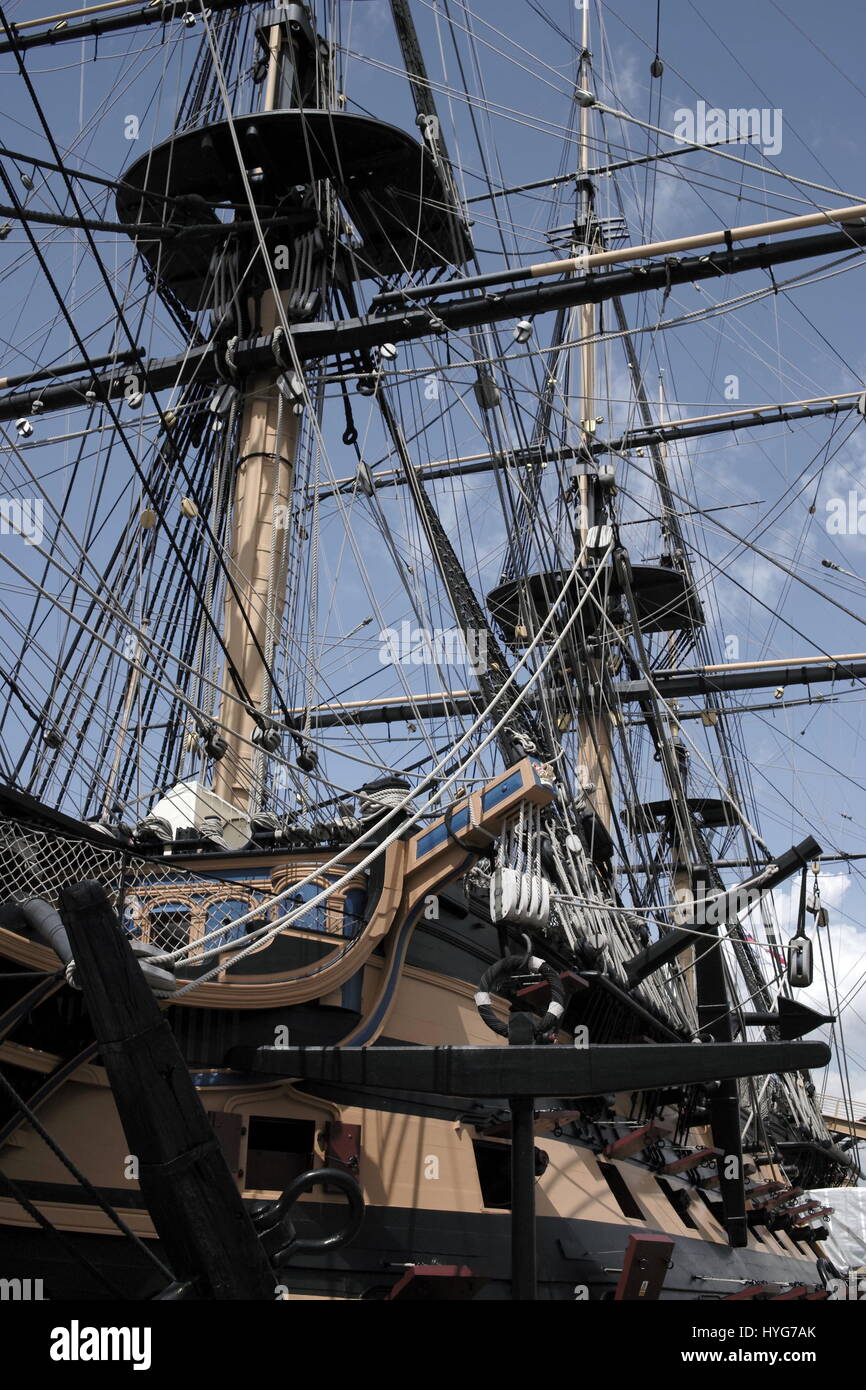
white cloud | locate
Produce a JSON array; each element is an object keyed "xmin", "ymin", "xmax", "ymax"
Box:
[{"xmin": 745, "ymin": 874, "xmax": 866, "ymax": 1104}]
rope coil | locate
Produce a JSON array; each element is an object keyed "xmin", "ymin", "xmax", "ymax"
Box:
[{"xmin": 474, "ymin": 952, "xmax": 566, "ymax": 1040}]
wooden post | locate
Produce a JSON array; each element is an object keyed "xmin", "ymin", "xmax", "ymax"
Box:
[
  {"xmin": 690, "ymin": 870, "xmax": 748, "ymax": 1248},
  {"xmin": 508, "ymin": 1011, "xmax": 537, "ymax": 1301},
  {"xmin": 59, "ymin": 880, "xmax": 275, "ymax": 1299},
  {"xmin": 212, "ymin": 343, "xmax": 298, "ymax": 809}
]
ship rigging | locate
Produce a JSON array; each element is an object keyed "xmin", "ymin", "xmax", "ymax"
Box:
[{"xmin": 0, "ymin": 0, "xmax": 862, "ymax": 1305}]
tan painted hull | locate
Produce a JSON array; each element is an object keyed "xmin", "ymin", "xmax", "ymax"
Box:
[{"xmin": 0, "ymin": 962, "xmax": 817, "ymax": 1288}]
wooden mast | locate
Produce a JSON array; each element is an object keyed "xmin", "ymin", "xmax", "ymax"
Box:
[
  {"xmin": 658, "ymin": 376, "xmax": 697, "ymax": 1005},
  {"xmin": 211, "ymin": 17, "xmax": 300, "ymax": 810},
  {"xmin": 574, "ymin": 3, "xmax": 613, "ymax": 832}
]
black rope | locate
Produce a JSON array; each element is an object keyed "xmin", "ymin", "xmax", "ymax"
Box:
[
  {"xmin": 0, "ymin": 1066, "xmax": 174, "ymax": 1282},
  {"xmin": 0, "ymin": 1167, "xmax": 131, "ymax": 1299},
  {"xmin": 0, "ymin": 12, "xmax": 286, "ymax": 739}
]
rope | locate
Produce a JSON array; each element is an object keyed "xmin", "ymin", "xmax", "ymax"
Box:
[
  {"xmin": 0, "ymin": 1067, "xmax": 175, "ymax": 1282},
  {"xmin": 160, "ymin": 547, "xmax": 614, "ymax": 988},
  {"xmin": 0, "ymin": 1167, "xmax": 131, "ymax": 1300}
]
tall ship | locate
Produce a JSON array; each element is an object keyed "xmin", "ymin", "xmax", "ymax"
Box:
[{"xmin": 0, "ymin": 0, "xmax": 862, "ymax": 1302}]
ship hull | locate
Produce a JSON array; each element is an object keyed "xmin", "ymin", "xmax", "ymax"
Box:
[
  {"xmin": 0, "ymin": 819, "xmax": 842, "ymax": 1302},
  {"xmin": 0, "ymin": 909, "xmax": 833, "ymax": 1302},
  {"xmin": 0, "ymin": 1201, "xmax": 826, "ymax": 1301}
]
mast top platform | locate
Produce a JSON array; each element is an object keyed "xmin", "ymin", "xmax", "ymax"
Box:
[
  {"xmin": 117, "ymin": 109, "xmax": 473, "ymax": 308},
  {"xmin": 487, "ymin": 562, "xmax": 702, "ymax": 648},
  {"xmin": 627, "ymin": 797, "xmax": 740, "ymax": 838}
]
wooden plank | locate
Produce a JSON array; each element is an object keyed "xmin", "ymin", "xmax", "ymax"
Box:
[
  {"xmin": 763, "ymin": 1186, "xmax": 803, "ymax": 1210},
  {"xmin": 613, "ymin": 1233, "xmax": 674, "ymax": 1300},
  {"xmin": 793, "ymin": 1206, "xmax": 832, "ymax": 1224},
  {"xmin": 534, "ymin": 1109, "xmax": 582, "ymax": 1136},
  {"xmin": 624, "ymin": 1166, "xmax": 696, "ymax": 1238},
  {"xmin": 769, "ymin": 1227, "xmax": 810, "ymax": 1259},
  {"xmin": 481, "ymin": 1108, "xmax": 581, "ymax": 1139},
  {"xmin": 723, "ymin": 1282, "xmax": 779, "ymax": 1300},
  {"xmin": 785, "ymin": 1201, "xmax": 820, "ymax": 1218},
  {"xmin": 662, "ymin": 1146, "xmax": 720, "ymax": 1174},
  {"xmin": 386, "ymin": 1264, "xmax": 483, "ymax": 1300},
  {"xmin": 746, "ymin": 1180, "xmax": 785, "ymax": 1198},
  {"xmin": 604, "ymin": 1123, "xmax": 662, "ymax": 1160}
]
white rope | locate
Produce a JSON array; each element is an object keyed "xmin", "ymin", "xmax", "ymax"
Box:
[{"xmin": 163, "ymin": 545, "xmax": 614, "ymax": 987}]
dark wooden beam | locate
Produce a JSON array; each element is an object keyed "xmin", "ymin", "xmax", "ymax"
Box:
[
  {"xmin": 622, "ymin": 836, "xmax": 821, "ymax": 988},
  {"xmin": 507, "ymin": 1011, "xmax": 537, "ymax": 1301},
  {"xmin": 0, "ymin": 0, "xmax": 252, "ymax": 55},
  {"xmin": 689, "ymin": 872, "xmax": 747, "ymax": 1248},
  {"xmin": 616, "ymin": 659, "xmax": 866, "ymax": 703},
  {"xmin": 4, "ymin": 223, "xmax": 866, "ymax": 421},
  {"xmin": 240, "ymin": 1039, "xmax": 831, "ymax": 1096},
  {"xmin": 59, "ymin": 880, "xmax": 275, "ymax": 1300}
]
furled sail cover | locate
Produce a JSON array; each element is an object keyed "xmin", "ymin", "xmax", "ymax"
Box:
[{"xmin": 808, "ymin": 1186, "xmax": 866, "ymax": 1272}]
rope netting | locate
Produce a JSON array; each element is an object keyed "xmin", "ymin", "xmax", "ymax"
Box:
[{"xmin": 0, "ymin": 817, "xmax": 348, "ymax": 958}]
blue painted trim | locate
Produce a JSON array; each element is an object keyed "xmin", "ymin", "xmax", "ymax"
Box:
[
  {"xmin": 481, "ymin": 767, "xmax": 523, "ymax": 812},
  {"xmin": 415, "ymin": 802, "xmax": 470, "ymax": 859}
]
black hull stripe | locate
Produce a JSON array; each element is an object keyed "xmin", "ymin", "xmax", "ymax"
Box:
[{"xmin": 0, "ymin": 1186, "xmax": 818, "ymax": 1301}]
